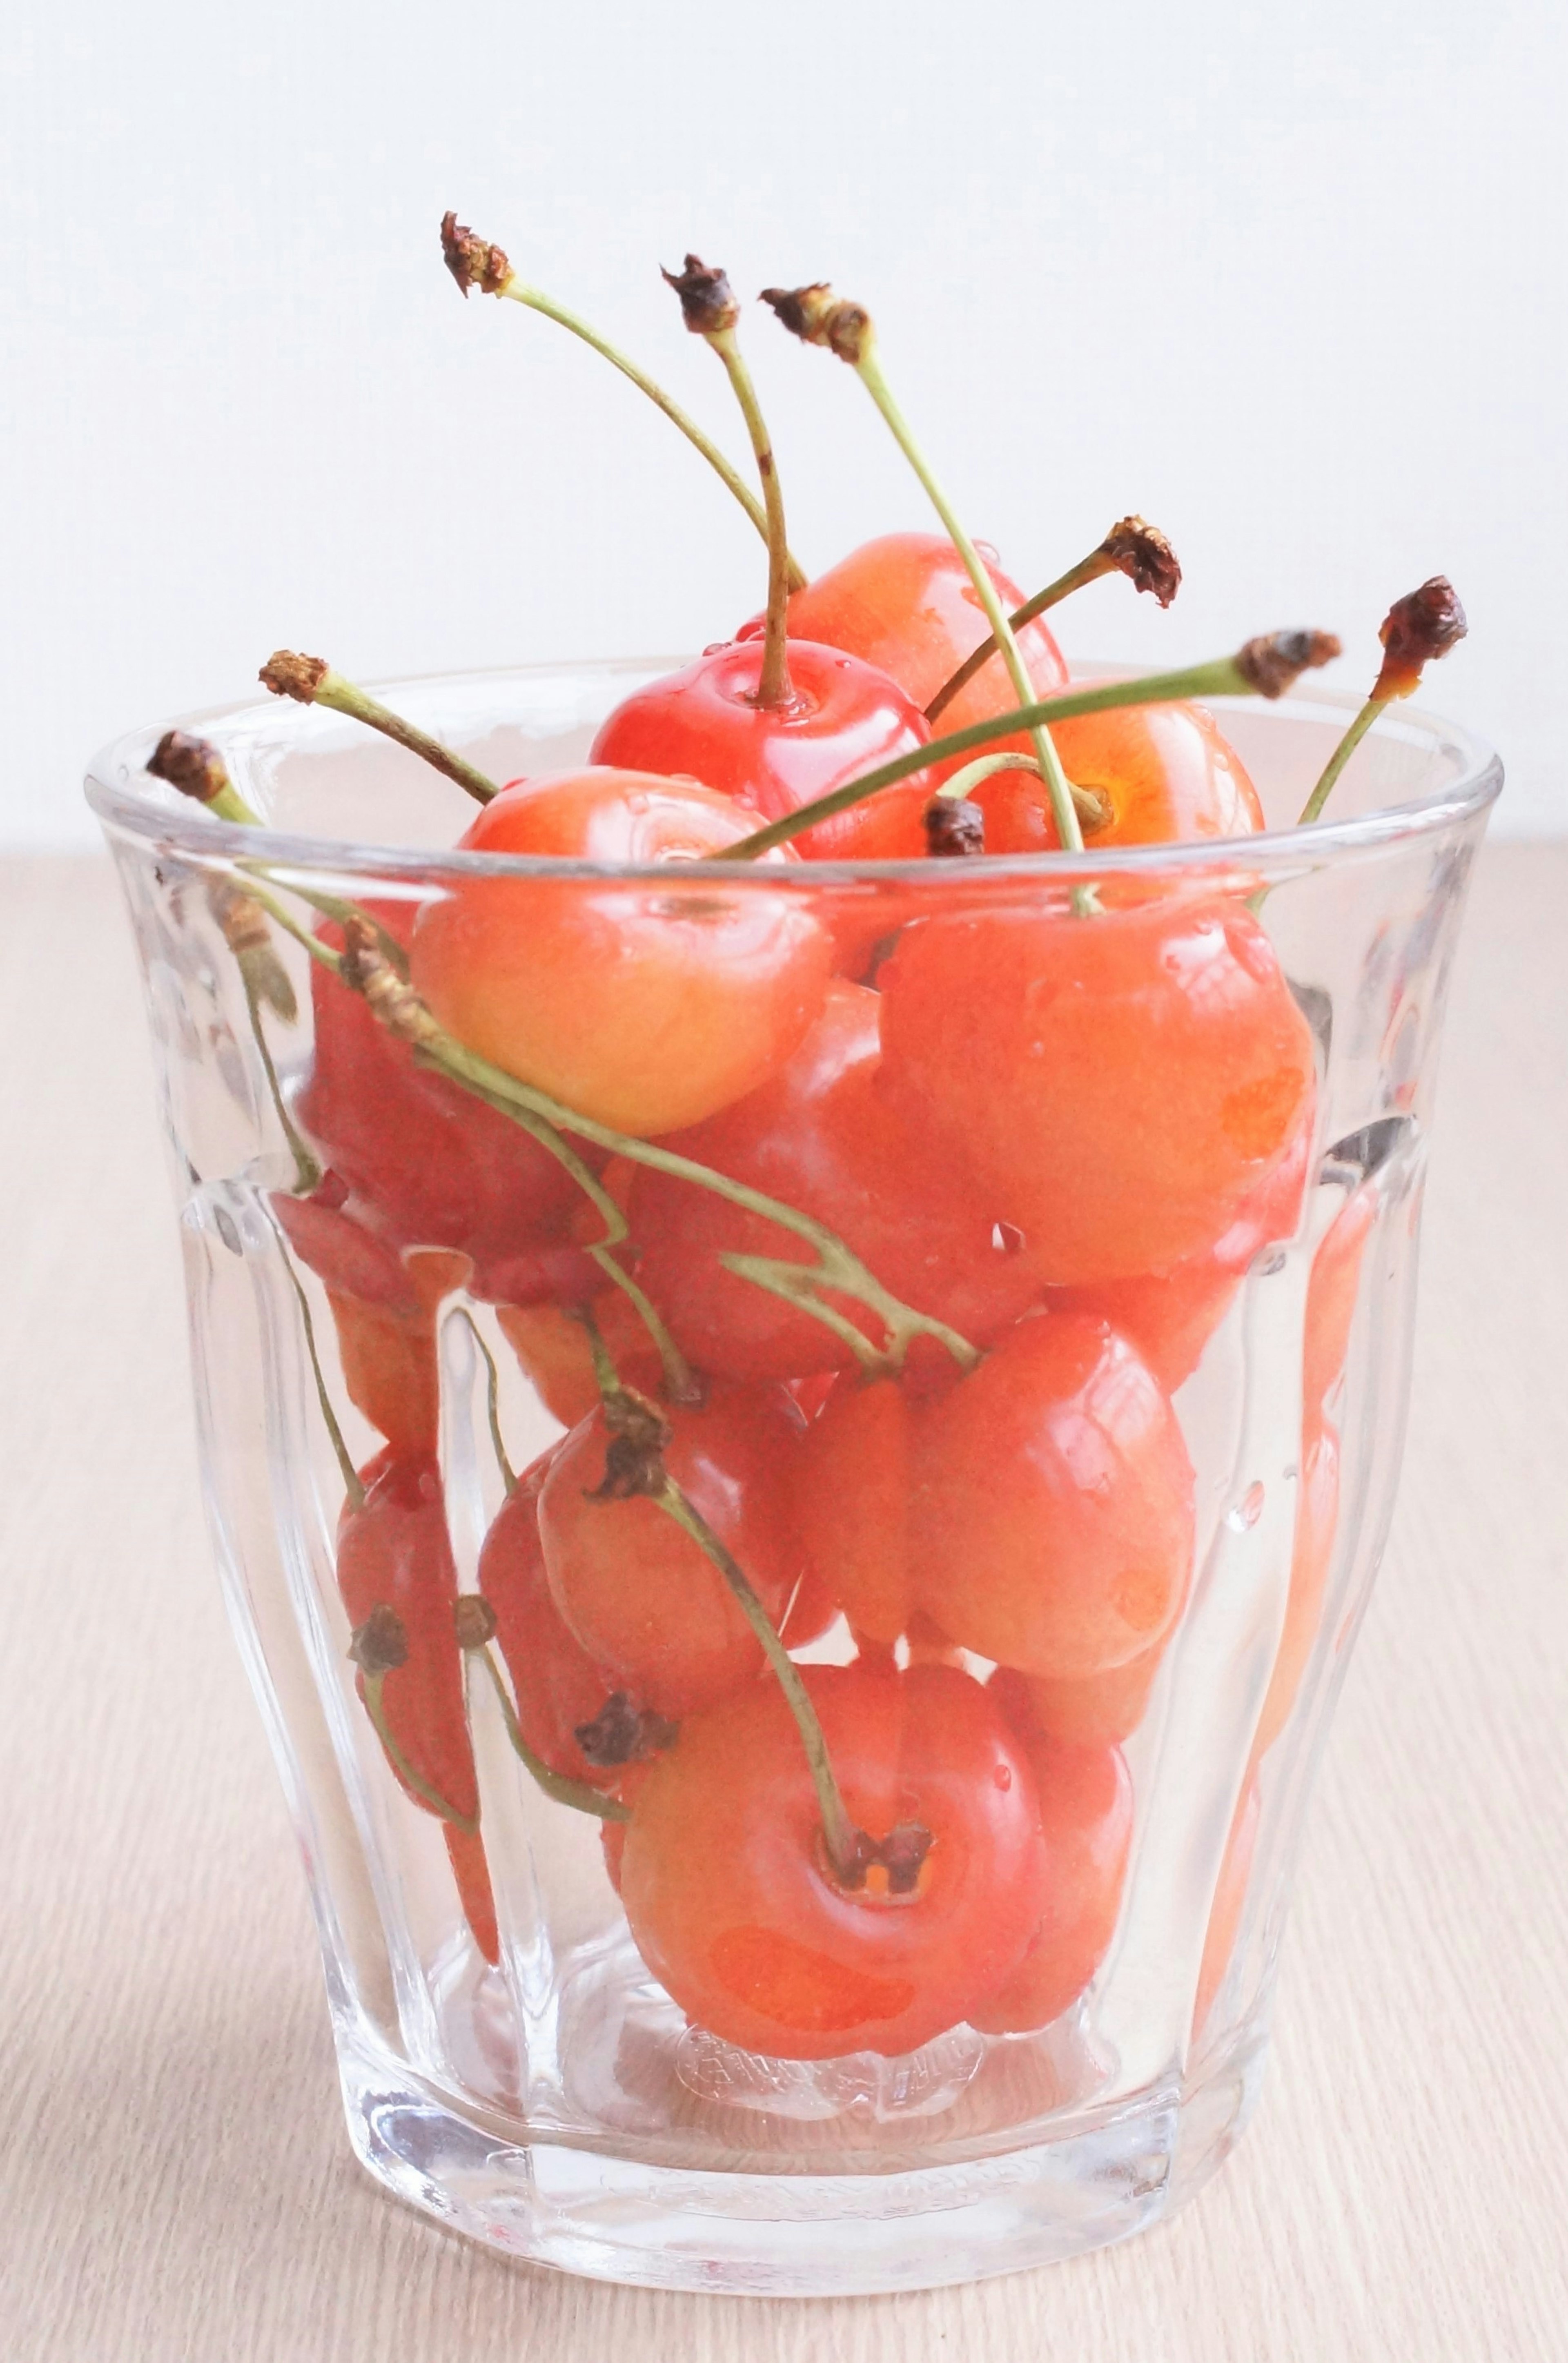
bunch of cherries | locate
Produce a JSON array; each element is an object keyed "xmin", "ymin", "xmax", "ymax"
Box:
[{"xmin": 159, "ymin": 221, "xmax": 1466, "ymax": 2061}]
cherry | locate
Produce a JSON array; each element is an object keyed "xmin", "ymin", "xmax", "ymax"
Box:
[
  {"xmin": 1252, "ymin": 1417, "xmax": 1340, "ymax": 1757},
  {"xmin": 968, "ymin": 1730, "xmax": 1134, "ymax": 2034},
  {"xmin": 409, "ymin": 768, "xmax": 833, "ymax": 1137},
  {"xmin": 625, "ymin": 980, "xmax": 1043, "ymax": 1384},
  {"xmin": 878, "ymin": 892, "xmax": 1318, "ymax": 1287},
  {"xmin": 989, "ymin": 1645, "xmax": 1166, "ymax": 1749},
  {"xmin": 299, "ymin": 905, "xmax": 580, "ymax": 1283},
  {"xmin": 496, "ymin": 1289, "xmax": 662, "ymax": 1431},
  {"xmin": 797, "ymin": 1376, "xmax": 912, "ymax": 1647},
  {"xmin": 538, "ymin": 1382, "xmax": 806, "ymax": 1717},
  {"xmin": 336, "ymin": 1448, "xmax": 497, "ymax": 1962},
  {"xmin": 759, "ymin": 531, "xmax": 1068, "ymax": 778},
  {"xmin": 1048, "ymin": 1116, "xmax": 1311, "ymax": 1392},
  {"xmin": 971, "ymin": 701, "xmax": 1265, "ymax": 852},
  {"xmin": 590, "ymin": 640, "xmax": 938, "ymax": 860},
  {"xmin": 474, "ymin": 1461, "xmax": 632, "ymax": 1792},
  {"xmin": 618, "ymin": 1661, "xmax": 1049, "ymax": 2058},
  {"xmin": 909, "ymin": 1314, "xmax": 1195, "ymax": 1679}
]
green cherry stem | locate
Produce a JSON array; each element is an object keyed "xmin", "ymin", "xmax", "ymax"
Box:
[
  {"xmin": 760, "ymin": 285, "xmax": 1082, "ymax": 854},
  {"xmin": 924, "ymin": 516, "xmax": 1183, "ymax": 726},
  {"xmin": 357, "ymin": 1666, "xmax": 479, "ymax": 1831},
  {"xmin": 935, "ymin": 750, "xmax": 1110, "ymax": 832},
  {"xmin": 720, "ymin": 631, "xmax": 1343, "ymax": 860},
  {"xmin": 664, "ymin": 258, "xmax": 795, "ymax": 707},
  {"xmin": 259, "ymin": 652, "xmax": 501, "ymax": 806},
  {"xmin": 468, "ymin": 1637, "xmax": 632, "ymax": 1823},
  {"xmin": 1298, "ymin": 577, "xmax": 1468, "ymax": 826},
  {"xmin": 441, "ymin": 214, "xmax": 805, "ymax": 591},
  {"xmin": 578, "ymin": 1313, "xmax": 860, "ymax": 1880}
]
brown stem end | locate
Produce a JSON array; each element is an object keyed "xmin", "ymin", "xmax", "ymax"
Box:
[
  {"xmin": 574, "ymin": 1690, "xmax": 679, "ymax": 1767},
  {"xmin": 1373, "ymin": 576, "xmax": 1468, "ymax": 700},
  {"xmin": 1100, "ymin": 516, "xmax": 1182, "ymax": 608},
  {"xmin": 662, "ymin": 254, "xmax": 739, "ymax": 336},
  {"xmin": 259, "ymin": 648, "xmax": 329, "ymax": 704},
  {"xmin": 440, "ymin": 211, "xmax": 512, "ymax": 297},
  {"xmin": 349, "ymin": 1605, "xmax": 409, "ymax": 1676},
  {"xmin": 147, "ymin": 729, "xmax": 231, "ymax": 805},
  {"xmin": 924, "ymin": 796, "xmax": 986, "ymax": 857},
  {"xmin": 1235, "ymin": 629, "xmax": 1343, "ymax": 700},
  {"xmin": 760, "ymin": 282, "xmax": 870, "ymax": 365},
  {"xmin": 454, "ymin": 1595, "xmax": 499, "ymax": 1652}
]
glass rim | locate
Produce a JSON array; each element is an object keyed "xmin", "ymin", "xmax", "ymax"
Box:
[{"xmin": 84, "ymin": 655, "xmax": 1503, "ymax": 886}]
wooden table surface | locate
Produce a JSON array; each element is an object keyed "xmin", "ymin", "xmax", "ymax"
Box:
[{"xmin": 3, "ymin": 849, "xmax": 1565, "ymax": 2362}]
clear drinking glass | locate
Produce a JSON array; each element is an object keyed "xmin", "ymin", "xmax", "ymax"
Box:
[{"xmin": 87, "ymin": 664, "xmax": 1499, "ymax": 2295}]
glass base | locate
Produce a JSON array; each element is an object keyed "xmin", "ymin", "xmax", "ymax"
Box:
[{"xmin": 335, "ymin": 2014, "xmax": 1269, "ymax": 2295}]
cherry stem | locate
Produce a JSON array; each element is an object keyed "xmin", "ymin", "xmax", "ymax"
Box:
[
  {"xmin": 497, "ymin": 278, "xmax": 806, "ymax": 592},
  {"xmin": 578, "ymin": 1313, "xmax": 860, "ymax": 1880},
  {"xmin": 707, "ymin": 326, "xmax": 794, "ymax": 707},
  {"xmin": 450, "ymin": 1308, "xmax": 517, "ymax": 1494},
  {"xmin": 937, "ymin": 749, "xmax": 1110, "ymax": 832},
  {"xmin": 262, "ymin": 1204, "xmax": 364, "ymax": 1507},
  {"xmin": 241, "ymin": 970, "xmax": 321, "ymax": 1194},
  {"xmin": 260, "ymin": 655, "xmax": 501, "ymax": 806},
  {"xmin": 1298, "ymin": 697, "xmax": 1381, "ymax": 824},
  {"xmin": 719, "ymin": 643, "xmax": 1336, "ymax": 859},
  {"xmin": 849, "ymin": 339, "xmax": 1085, "ymax": 855},
  {"xmin": 925, "ymin": 551, "xmax": 1113, "ymax": 725},
  {"xmin": 468, "ymin": 1641, "xmax": 632, "ymax": 1823},
  {"xmin": 358, "ymin": 1669, "xmax": 479, "ymax": 1831}
]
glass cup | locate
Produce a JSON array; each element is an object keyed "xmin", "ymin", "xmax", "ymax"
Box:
[{"xmin": 87, "ymin": 664, "xmax": 1499, "ymax": 2294}]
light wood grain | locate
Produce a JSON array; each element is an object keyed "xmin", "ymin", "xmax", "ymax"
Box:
[{"xmin": 2, "ymin": 850, "xmax": 1564, "ymax": 2363}]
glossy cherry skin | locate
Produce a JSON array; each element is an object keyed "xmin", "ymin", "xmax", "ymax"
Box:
[
  {"xmin": 336, "ymin": 1449, "xmax": 498, "ymax": 1962},
  {"xmin": 796, "ymin": 1376, "xmax": 913, "ymax": 1647},
  {"xmin": 968, "ymin": 1729, "xmax": 1134, "ymax": 2034},
  {"xmin": 975, "ymin": 702, "xmax": 1265, "ymax": 852},
  {"xmin": 298, "ymin": 907, "xmax": 580, "ymax": 1283},
  {"xmin": 1252, "ymin": 1417, "xmax": 1341, "ymax": 1758},
  {"xmin": 909, "ymin": 1314, "xmax": 1196, "ymax": 1680},
  {"xmin": 618, "ymin": 1661, "xmax": 1049, "ymax": 2059},
  {"xmin": 764, "ymin": 532, "xmax": 1068, "ymax": 777},
  {"xmin": 590, "ymin": 639, "xmax": 937, "ymax": 860},
  {"xmin": 1049, "ymin": 1116, "xmax": 1311, "ymax": 1392},
  {"xmin": 989, "ymin": 1646, "xmax": 1166, "ymax": 1749},
  {"xmin": 538, "ymin": 1384, "xmax": 806, "ymax": 1719},
  {"xmin": 626, "ymin": 981, "xmax": 1043, "ymax": 1384},
  {"xmin": 878, "ymin": 894, "xmax": 1318, "ymax": 1287},
  {"xmin": 409, "ymin": 769, "xmax": 833, "ymax": 1137}
]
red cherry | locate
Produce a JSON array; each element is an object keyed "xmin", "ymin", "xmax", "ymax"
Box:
[
  {"xmin": 477, "ymin": 1461, "xmax": 633, "ymax": 1793},
  {"xmin": 618, "ymin": 1661, "xmax": 1049, "ymax": 2059},
  {"xmin": 909, "ymin": 1315, "xmax": 1196, "ymax": 1680},
  {"xmin": 298, "ymin": 906, "xmax": 580, "ymax": 1282},
  {"xmin": 626, "ymin": 980, "xmax": 1043, "ymax": 1384},
  {"xmin": 763, "ymin": 532, "xmax": 1068, "ymax": 778},
  {"xmin": 968, "ymin": 1730, "xmax": 1134, "ymax": 2034},
  {"xmin": 538, "ymin": 1384, "xmax": 806, "ymax": 1718},
  {"xmin": 796, "ymin": 1376, "xmax": 913, "ymax": 1647},
  {"xmin": 336, "ymin": 1448, "xmax": 497, "ymax": 1962},
  {"xmin": 495, "ymin": 1290, "xmax": 663, "ymax": 1431},
  {"xmin": 410, "ymin": 768, "xmax": 833, "ymax": 1137},
  {"xmin": 1048, "ymin": 1116, "xmax": 1311, "ymax": 1392},
  {"xmin": 878, "ymin": 893, "xmax": 1318, "ymax": 1287},
  {"xmin": 590, "ymin": 639, "xmax": 937, "ymax": 859},
  {"xmin": 989, "ymin": 1645, "xmax": 1166, "ymax": 1748},
  {"xmin": 976, "ymin": 702, "xmax": 1265, "ymax": 852}
]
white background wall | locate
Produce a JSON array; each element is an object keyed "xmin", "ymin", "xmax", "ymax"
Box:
[{"xmin": 3, "ymin": 0, "xmax": 1564, "ymax": 848}]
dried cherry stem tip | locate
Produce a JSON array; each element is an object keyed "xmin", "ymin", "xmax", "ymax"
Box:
[
  {"xmin": 440, "ymin": 214, "xmax": 804, "ymax": 590},
  {"xmin": 147, "ymin": 731, "xmax": 260, "ymax": 826},
  {"xmin": 664, "ymin": 256, "xmax": 793, "ymax": 709},
  {"xmin": 762, "ymin": 282, "xmax": 1083, "ymax": 854},
  {"xmin": 925, "ymin": 516, "xmax": 1182, "ymax": 726},
  {"xmin": 349, "ymin": 1612, "xmax": 479, "ymax": 1831},
  {"xmin": 1299, "ymin": 578, "xmax": 1466, "ymax": 825},
  {"xmin": 260, "ymin": 651, "xmax": 500, "ymax": 806},
  {"xmin": 722, "ymin": 631, "xmax": 1342, "ymax": 858}
]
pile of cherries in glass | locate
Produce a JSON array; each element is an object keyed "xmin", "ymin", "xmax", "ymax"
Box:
[{"xmin": 246, "ymin": 237, "xmax": 1450, "ymax": 2063}]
